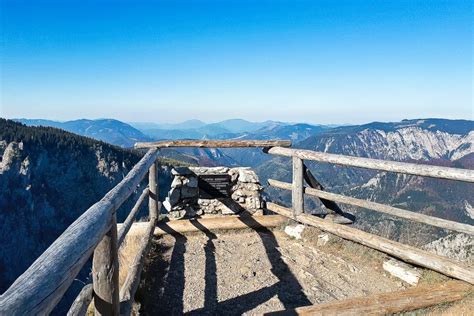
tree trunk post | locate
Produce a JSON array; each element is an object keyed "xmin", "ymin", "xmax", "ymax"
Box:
[
  {"xmin": 92, "ymin": 214, "xmax": 119, "ymax": 316},
  {"xmin": 292, "ymin": 156, "xmax": 304, "ymax": 216},
  {"xmin": 148, "ymin": 162, "xmax": 159, "ymax": 220}
]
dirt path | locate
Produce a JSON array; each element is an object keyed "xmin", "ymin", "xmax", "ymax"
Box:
[{"xmin": 137, "ymin": 227, "xmax": 405, "ymax": 315}]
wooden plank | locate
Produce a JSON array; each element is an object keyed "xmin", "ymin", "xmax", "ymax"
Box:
[
  {"xmin": 120, "ymin": 215, "xmax": 288, "ymax": 236},
  {"xmin": 135, "ymin": 139, "xmax": 292, "ymax": 149},
  {"xmin": 266, "ymin": 147, "xmax": 474, "ymax": 183},
  {"xmin": 119, "ymin": 219, "xmax": 156, "ymax": 315},
  {"xmin": 117, "ymin": 188, "xmax": 149, "ymax": 247},
  {"xmin": 266, "ymin": 202, "xmax": 474, "ymax": 284},
  {"xmin": 0, "ymin": 148, "xmax": 159, "ymax": 315},
  {"xmin": 292, "ymin": 156, "xmax": 304, "ymax": 216},
  {"xmin": 67, "ymin": 284, "xmax": 93, "ymax": 316},
  {"xmin": 267, "ymin": 280, "xmax": 472, "ymax": 316},
  {"xmin": 268, "ymin": 179, "xmax": 474, "ymax": 235},
  {"xmin": 148, "ymin": 162, "xmax": 159, "ymax": 219}
]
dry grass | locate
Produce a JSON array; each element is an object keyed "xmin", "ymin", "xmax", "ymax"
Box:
[{"xmin": 119, "ymin": 233, "xmax": 146, "ymax": 287}]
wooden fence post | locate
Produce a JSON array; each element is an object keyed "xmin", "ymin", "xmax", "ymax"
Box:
[
  {"xmin": 292, "ymin": 156, "xmax": 304, "ymax": 216},
  {"xmin": 148, "ymin": 161, "xmax": 159, "ymax": 220},
  {"xmin": 93, "ymin": 214, "xmax": 119, "ymax": 316}
]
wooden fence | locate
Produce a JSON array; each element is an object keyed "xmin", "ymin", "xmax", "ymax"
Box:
[
  {"xmin": 1, "ymin": 140, "xmax": 473, "ymax": 315},
  {"xmin": 0, "ymin": 148, "xmax": 160, "ymax": 315},
  {"xmin": 264, "ymin": 146, "xmax": 474, "ymax": 284}
]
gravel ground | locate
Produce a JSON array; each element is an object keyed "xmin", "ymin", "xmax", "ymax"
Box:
[{"xmin": 137, "ymin": 226, "xmax": 406, "ymax": 315}]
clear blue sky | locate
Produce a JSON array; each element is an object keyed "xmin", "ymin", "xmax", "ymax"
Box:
[{"xmin": 1, "ymin": 0, "xmax": 472, "ymax": 124}]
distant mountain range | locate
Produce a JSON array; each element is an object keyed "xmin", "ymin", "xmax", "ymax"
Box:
[
  {"xmin": 14, "ymin": 118, "xmax": 151, "ymax": 148},
  {"xmin": 256, "ymin": 118, "xmax": 474, "ymax": 246}
]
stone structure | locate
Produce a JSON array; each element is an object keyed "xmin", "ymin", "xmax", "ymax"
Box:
[{"xmin": 163, "ymin": 166, "xmax": 265, "ymax": 219}]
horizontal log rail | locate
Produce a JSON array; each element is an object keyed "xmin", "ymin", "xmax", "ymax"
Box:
[
  {"xmin": 268, "ymin": 179, "xmax": 474, "ymax": 235},
  {"xmin": 265, "ymin": 146, "xmax": 474, "ymax": 183},
  {"xmin": 0, "ymin": 149, "xmax": 159, "ymax": 315},
  {"xmin": 267, "ymin": 202, "xmax": 474, "ymax": 284},
  {"xmin": 120, "ymin": 215, "xmax": 289, "ymax": 236},
  {"xmin": 268, "ymin": 280, "xmax": 472, "ymax": 315},
  {"xmin": 135, "ymin": 139, "xmax": 292, "ymax": 149}
]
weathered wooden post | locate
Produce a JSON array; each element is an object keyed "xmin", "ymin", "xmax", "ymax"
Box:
[
  {"xmin": 148, "ymin": 161, "xmax": 159, "ymax": 220},
  {"xmin": 292, "ymin": 156, "xmax": 304, "ymax": 216},
  {"xmin": 92, "ymin": 215, "xmax": 119, "ymax": 316}
]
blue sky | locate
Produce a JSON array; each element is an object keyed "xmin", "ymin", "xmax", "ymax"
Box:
[{"xmin": 0, "ymin": 0, "xmax": 472, "ymax": 124}]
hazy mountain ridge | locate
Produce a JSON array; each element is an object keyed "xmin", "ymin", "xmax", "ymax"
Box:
[{"xmin": 15, "ymin": 118, "xmax": 151, "ymax": 148}]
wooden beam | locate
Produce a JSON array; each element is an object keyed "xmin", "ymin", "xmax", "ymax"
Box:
[
  {"xmin": 93, "ymin": 214, "xmax": 119, "ymax": 316},
  {"xmin": 266, "ymin": 147, "xmax": 474, "ymax": 183},
  {"xmin": 120, "ymin": 215, "xmax": 288, "ymax": 236},
  {"xmin": 267, "ymin": 280, "xmax": 472, "ymax": 316},
  {"xmin": 266, "ymin": 202, "xmax": 474, "ymax": 284},
  {"xmin": 292, "ymin": 156, "xmax": 304, "ymax": 216},
  {"xmin": 117, "ymin": 188, "xmax": 149, "ymax": 247},
  {"xmin": 0, "ymin": 148, "xmax": 159, "ymax": 315},
  {"xmin": 67, "ymin": 284, "xmax": 93, "ymax": 316},
  {"xmin": 135, "ymin": 139, "xmax": 292, "ymax": 149},
  {"xmin": 268, "ymin": 179, "xmax": 474, "ymax": 235},
  {"xmin": 119, "ymin": 219, "xmax": 156, "ymax": 315},
  {"xmin": 148, "ymin": 162, "xmax": 159, "ymax": 220}
]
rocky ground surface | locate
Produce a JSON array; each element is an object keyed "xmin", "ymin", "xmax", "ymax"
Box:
[{"xmin": 135, "ymin": 226, "xmax": 431, "ymax": 315}]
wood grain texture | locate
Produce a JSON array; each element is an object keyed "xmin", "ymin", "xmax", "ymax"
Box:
[
  {"xmin": 148, "ymin": 162, "xmax": 159, "ymax": 219},
  {"xmin": 268, "ymin": 179, "xmax": 474, "ymax": 235},
  {"xmin": 0, "ymin": 148, "xmax": 159, "ymax": 315},
  {"xmin": 267, "ymin": 202, "xmax": 474, "ymax": 284},
  {"xmin": 292, "ymin": 156, "xmax": 304, "ymax": 216},
  {"xmin": 135, "ymin": 139, "xmax": 292, "ymax": 149},
  {"xmin": 268, "ymin": 281, "xmax": 472, "ymax": 316},
  {"xmin": 120, "ymin": 215, "xmax": 288, "ymax": 236},
  {"xmin": 266, "ymin": 146, "xmax": 474, "ymax": 183},
  {"xmin": 93, "ymin": 214, "xmax": 119, "ymax": 316}
]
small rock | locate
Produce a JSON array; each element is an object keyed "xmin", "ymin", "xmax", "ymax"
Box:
[
  {"xmin": 284, "ymin": 224, "xmax": 305, "ymax": 239},
  {"xmin": 317, "ymin": 233, "xmax": 330, "ymax": 246},
  {"xmin": 383, "ymin": 259, "xmax": 421, "ymax": 285}
]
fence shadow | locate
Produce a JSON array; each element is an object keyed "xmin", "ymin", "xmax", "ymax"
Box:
[{"xmin": 186, "ymin": 199, "xmax": 310, "ymax": 315}]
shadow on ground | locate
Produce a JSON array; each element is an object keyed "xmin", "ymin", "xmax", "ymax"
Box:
[{"xmin": 138, "ymin": 203, "xmax": 310, "ymax": 315}]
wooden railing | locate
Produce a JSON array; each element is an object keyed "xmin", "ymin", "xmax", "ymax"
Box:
[
  {"xmin": 1, "ymin": 140, "xmax": 473, "ymax": 315},
  {"xmin": 264, "ymin": 146, "xmax": 474, "ymax": 284},
  {"xmin": 0, "ymin": 148, "xmax": 160, "ymax": 315}
]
